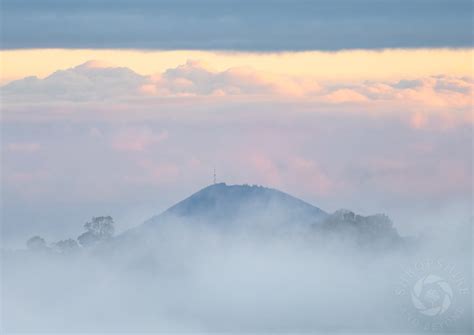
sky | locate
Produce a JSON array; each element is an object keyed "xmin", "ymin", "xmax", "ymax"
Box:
[
  {"xmin": 0, "ymin": 0, "xmax": 473, "ymax": 247},
  {"xmin": 2, "ymin": 0, "xmax": 472, "ymax": 50}
]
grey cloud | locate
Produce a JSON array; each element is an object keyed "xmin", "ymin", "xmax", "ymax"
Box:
[
  {"xmin": 2, "ymin": 61, "xmax": 147, "ymax": 101},
  {"xmin": 1, "ymin": 0, "xmax": 472, "ymax": 51},
  {"xmin": 392, "ymin": 79, "xmax": 424, "ymax": 89}
]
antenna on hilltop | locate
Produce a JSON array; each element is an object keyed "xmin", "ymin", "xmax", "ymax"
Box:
[{"xmin": 213, "ymin": 167, "xmax": 217, "ymax": 184}]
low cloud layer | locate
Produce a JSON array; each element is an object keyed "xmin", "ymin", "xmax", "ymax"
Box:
[
  {"xmin": 2, "ymin": 0, "xmax": 472, "ymax": 50},
  {"xmin": 3, "ymin": 60, "xmax": 472, "ymax": 129}
]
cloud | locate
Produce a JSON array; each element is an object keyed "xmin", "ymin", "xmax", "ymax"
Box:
[
  {"xmin": 365, "ymin": 158, "xmax": 470, "ymax": 195},
  {"xmin": 6, "ymin": 142, "xmax": 41, "ymax": 153},
  {"xmin": 2, "ymin": 61, "xmax": 147, "ymax": 101},
  {"xmin": 322, "ymin": 76, "xmax": 473, "ymax": 108},
  {"xmin": 135, "ymin": 159, "xmax": 181, "ymax": 185},
  {"xmin": 249, "ymin": 153, "xmax": 282, "ymax": 186},
  {"xmin": 147, "ymin": 60, "xmax": 319, "ymax": 97},
  {"xmin": 111, "ymin": 127, "xmax": 168, "ymax": 152},
  {"xmin": 4, "ymin": 60, "xmax": 472, "ymax": 103},
  {"xmin": 2, "ymin": 61, "xmax": 472, "ymax": 129},
  {"xmin": 1, "ymin": 0, "xmax": 472, "ymax": 50},
  {"xmin": 2, "ymin": 60, "xmax": 321, "ymax": 100},
  {"xmin": 323, "ymin": 89, "xmax": 369, "ymax": 103},
  {"xmin": 1, "ymin": 62, "xmax": 472, "ymax": 243},
  {"xmin": 2, "ymin": 105, "xmax": 472, "ymax": 245}
]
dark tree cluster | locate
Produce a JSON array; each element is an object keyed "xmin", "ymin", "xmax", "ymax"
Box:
[
  {"xmin": 26, "ymin": 216, "xmax": 115, "ymax": 253},
  {"xmin": 78, "ymin": 216, "xmax": 115, "ymax": 247}
]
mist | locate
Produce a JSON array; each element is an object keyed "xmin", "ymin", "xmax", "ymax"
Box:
[{"xmin": 2, "ymin": 197, "xmax": 472, "ymax": 333}]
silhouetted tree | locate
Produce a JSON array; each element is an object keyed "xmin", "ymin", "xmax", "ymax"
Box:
[
  {"xmin": 77, "ymin": 231, "xmax": 97, "ymax": 247},
  {"xmin": 85, "ymin": 216, "xmax": 115, "ymax": 237},
  {"xmin": 26, "ymin": 236, "xmax": 48, "ymax": 251},
  {"xmin": 54, "ymin": 238, "xmax": 79, "ymax": 253},
  {"xmin": 78, "ymin": 216, "xmax": 115, "ymax": 247}
]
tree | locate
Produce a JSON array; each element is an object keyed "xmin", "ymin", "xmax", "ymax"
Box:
[
  {"xmin": 54, "ymin": 238, "xmax": 79, "ymax": 253},
  {"xmin": 77, "ymin": 231, "xmax": 98, "ymax": 247},
  {"xmin": 26, "ymin": 236, "xmax": 47, "ymax": 251},
  {"xmin": 84, "ymin": 216, "xmax": 115, "ymax": 237},
  {"xmin": 78, "ymin": 216, "xmax": 115, "ymax": 247}
]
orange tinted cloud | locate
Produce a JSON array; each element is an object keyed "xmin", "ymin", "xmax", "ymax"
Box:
[{"xmin": 2, "ymin": 60, "xmax": 472, "ymax": 129}]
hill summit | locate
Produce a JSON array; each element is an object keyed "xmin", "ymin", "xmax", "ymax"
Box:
[
  {"xmin": 121, "ymin": 183, "xmax": 402, "ymax": 248},
  {"xmin": 141, "ymin": 183, "xmax": 327, "ymax": 230}
]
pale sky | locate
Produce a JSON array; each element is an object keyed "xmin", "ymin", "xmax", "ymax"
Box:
[{"xmin": 1, "ymin": 48, "xmax": 472, "ymax": 84}]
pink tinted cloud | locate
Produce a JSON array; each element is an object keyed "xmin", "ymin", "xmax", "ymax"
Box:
[
  {"xmin": 250, "ymin": 153, "xmax": 283, "ymax": 186},
  {"xmin": 6, "ymin": 142, "xmax": 41, "ymax": 152},
  {"xmin": 323, "ymin": 89, "xmax": 369, "ymax": 103},
  {"xmin": 144, "ymin": 60, "xmax": 320, "ymax": 97},
  {"xmin": 111, "ymin": 127, "xmax": 168, "ymax": 152},
  {"xmin": 2, "ymin": 61, "xmax": 472, "ymax": 131},
  {"xmin": 2, "ymin": 61, "xmax": 474, "ymax": 127},
  {"xmin": 242, "ymin": 153, "xmax": 337, "ymax": 197},
  {"xmin": 131, "ymin": 158, "xmax": 181, "ymax": 185},
  {"xmin": 4, "ymin": 60, "xmax": 471, "ymax": 107},
  {"xmin": 288, "ymin": 157, "xmax": 336, "ymax": 196}
]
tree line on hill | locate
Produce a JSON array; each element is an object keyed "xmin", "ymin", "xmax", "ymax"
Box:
[{"xmin": 26, "ymin": 216, "xmax": 115, "ymax": 253}]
